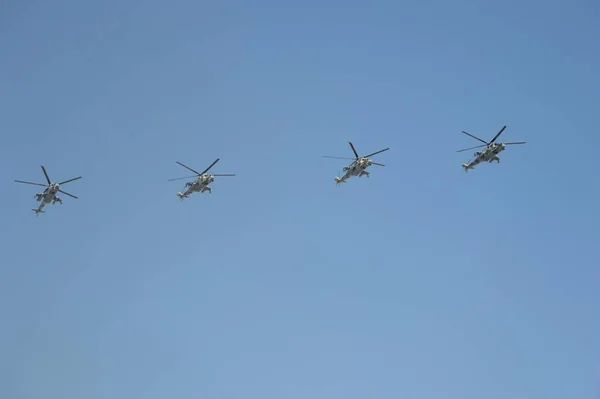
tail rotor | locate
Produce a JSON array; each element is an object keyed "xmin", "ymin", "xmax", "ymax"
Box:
[{"xmin": 334, "ymin": 169, "xmax": 346, "ymax": 184}]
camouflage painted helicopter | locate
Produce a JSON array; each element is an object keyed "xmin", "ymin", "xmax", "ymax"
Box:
[
  {"xmin": 457, "ymin": 125, "xmax": 525, "ymax": 172},
  {"xmin": 168, "ymin": 158, "xmax": 235, "ymax": 200},
  {"xmin": 323, "ymin": 141, "xmax": 390, "ymax": 184},
  {"xmin": 14, "ymin": 165, "xmax": 82, "ymax": 215}
]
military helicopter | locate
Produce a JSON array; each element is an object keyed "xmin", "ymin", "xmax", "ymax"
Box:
[
  {"xmin": 323, "ymin": 142, "xmax": 390, "ymax": 184},
  {"xmin": 14, "ymin": 165, "xmax": 82, "ymax": 215},
  {"xmin": 168, "ymin": 158, "xmax": 235, "ymax": 200},
  {"xmin": 457, "ymin": 125, "xmax": 526, "ymax": 172}
]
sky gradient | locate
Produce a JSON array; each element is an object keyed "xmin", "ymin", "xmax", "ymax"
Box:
[{"xmin": 1, "ymin": 0, "xmax": 599, "ymax": 398}]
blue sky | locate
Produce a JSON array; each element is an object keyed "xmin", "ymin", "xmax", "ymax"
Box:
[{"xmin": 1, "ymin": 0, "xmax": 599, "ymax": 397}]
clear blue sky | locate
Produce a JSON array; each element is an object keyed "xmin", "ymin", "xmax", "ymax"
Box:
[{"xmin": 1, "ymin": 0, "xmax": 599, "ymax": 397}]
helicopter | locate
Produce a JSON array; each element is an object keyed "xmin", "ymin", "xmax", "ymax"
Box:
[
  {"xmin": 323, "ymin": 141, "xmax": 390, "ymax": 184},
  {"xmin": 168, "ymin": 158, "xmax": 235, "ymax": 200},
  {"xmin": 14, "ymin": 165, "xmax": 82, "ymax": 215},
  {"xmin": 457, "ymin": 125, "xmax": 526, "ymax": 172}
]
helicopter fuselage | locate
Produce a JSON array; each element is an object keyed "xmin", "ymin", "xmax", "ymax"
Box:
[
  {"xmin": 39, "ymin": 184, "xmax": 58, "ymax": 201},
  {"xmin": 31, "ymin": 184, "xmax": 64, "ymax": 213},
  {"xmin": 171, "ymin": 159, "xmax": 234, "ymax": 200},
  {"xmin": 15, "ymin": 165, "xmax": 81, "ymax": 214},
  {"xmin": 458, "ymin": 125, "xmax": 526, "ymax": 172},
  {"xmin": 336, "ymin": 158, "xmax": 372, "ymax": 183},
  {"xmin": 326, "ymin": 142, "xmax": 389, "ymax": 184},
  {"xmin": 462, "ymin": 143, "xmax": 506, "ymax": 170},
  {"xmin": 178, "ymin": 174, "xmax": 215, "ymax": 199},
  {"xmin": 37, "ymin": 184, "xmax": 61, "ymax": 203}
]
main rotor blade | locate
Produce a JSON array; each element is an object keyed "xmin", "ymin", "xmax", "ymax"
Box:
[
  {"xmin": 200, "ymin": 158, "xmax": 220, "ymax": 175},
  {"xmin": 370, "ymin": 162, "xmax": 385, "ymax": 166},
  {"xmin": 59, "ymin": 176, "xmax": 82, "ymax": 185},
  {"xmin": 456, "ymin": 144, "xmax": 487, "ymax": 153},
  {"xmin": 168, "ymin": 175, "xmax": 197, "ymax": 181},
  {"xmin": 212, "ymin": 174, "xmax": 235, "ymax": 176},
  {"xmin": 175, "ymin": 161, "xmax": 202, "ymax": 176},
  {"xmin": 364, "ymin": 147, "xmax": 390, "ymax": 158},
  {"xmin": 58, "ymin": 189, "xmax": 78, "ymax": 199},
  {"xmin": 14, "ymin": 180, "xmax": 47, "ymax": 187},
  {"xmin": 504, "ymin": 141, "xmax": 526, "ymax": 145},
  {"xmin": 460, "ymin": 131, "xmax": 488, "ymax": 144},
  {"xmin": 40, "ymin": 165, "xmax": 51, "ymax": 184},
  {"xmin": 348, "ymin": 142, "xmax": 359, "ymax": 158},
  {"xmin": 322, "ymin": 156, "xmax": 356, "ymax": 160},
  {"xmin": 489, "ymin": 125, "xmax": 507, "ymax": 143}
]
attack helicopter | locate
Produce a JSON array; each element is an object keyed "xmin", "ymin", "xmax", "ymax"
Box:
[
  {"xmin": 323, "ymin": 142, "xmax": 390, "ymax": 184},
  {"xmin": 14, "ymin": 165, "xmax": 82, "ymax": 215},
  {"xmin": 457, "ymin": 125, "xmax": 526, "ymax": 172},
  {"xmin": 168, "ymin": 158, "xmax": 235, "ymax": 200}
]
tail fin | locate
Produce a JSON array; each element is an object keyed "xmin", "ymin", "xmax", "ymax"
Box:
[
  {"xmin": 461, "ymin": 163, "xmax": 470, "ymax": 172},
  {"xmin": 177, "ymin": 192, "xmax": 186, "ymax": 199},
  {"xmin": 334, "ymin": 177, "xmax": 346, "ymax": 184},
  {"xmin": 32, "ymin": 208, "xmax": 44, "ymax": 214}
]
